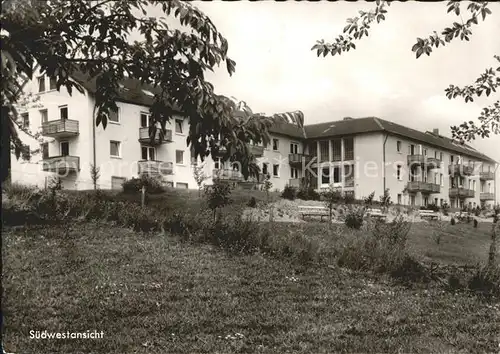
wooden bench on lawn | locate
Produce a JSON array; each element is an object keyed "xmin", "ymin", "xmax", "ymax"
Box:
[
  {"xmin": 366, "ymin": 208, "xmax": 387, "ymax": 220},
  {"xmin": 298, "ymin": 205, "xmax": 330, "ymax": 221},
  {"xmin": 419, "ymin": 210, "xmax": 440, "ymax": 220}
]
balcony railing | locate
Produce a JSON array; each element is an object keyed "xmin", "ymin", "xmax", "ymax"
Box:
[
  {"xmin": 479, "ymin": 171, "xmax": 495, "ymax": 180},
  {"xmin": 138, "ymin": 127, "xmax": 172, "ymax": 144},
  {"xmin": 212, "ymin": 169, "xmax": 243, "ymax": 181},
  {"xmin": 449, "ymin": 187, "xmax": 475, "ymax": 198},
  {"xmin": 289, "ymin": 153, "xmax": 312, "ymax": 166},
  {"xmin": 41, "ymin": 119, "xmax": 79, "ymax": 138},
  {"xmin": 480, "ymin": 192, "xmax": 495, "ymax": 201},
  {"xmin": 138, "ymin": 160, "xmax": 173, "ymax": 175},
  {"xmin": 407, "ymin": 181, "xmax": 441, "ymax": 193},
  {"xmin": 407, "ymin": 155, "xmax": 441, "ymax": 169},
  {"xmin": 289, "ymin": 178, "xmax": 301, "ymax": 188},
  {"xmin": 42, "ymin": 156, "xmax": 80, "ymax": 173},
  {"xmin": 448, "ymin": 164, "xmax": 474, "ymax": 176},
  {"xmin": 426, "ymin": 157, "xmax": 442, "ymax": 169},
  {"xmin": 249, "ymin": 145, "xmax": 264, "ymax": 157}
]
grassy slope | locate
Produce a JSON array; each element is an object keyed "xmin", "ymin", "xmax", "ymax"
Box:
[{"xmin": 3, "ymin": 222, "xmax": 499, "ymax": 354}]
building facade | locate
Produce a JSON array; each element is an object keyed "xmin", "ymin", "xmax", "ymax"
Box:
[{"xmin": 11, "ymin": 72, "xmax": 498, "ymax": 208}]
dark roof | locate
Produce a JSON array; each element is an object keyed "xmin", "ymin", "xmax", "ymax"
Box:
[
  {"xmin": 295, "ymin": 116, "xmax": 495, "ymax": 163},
  {"xmin": 269, "ymin": 121, "xmax": 306, "ymax": 140},
  {"xmin": 70, "ymin": 70, "xmax": 183, "ymax": 112}
]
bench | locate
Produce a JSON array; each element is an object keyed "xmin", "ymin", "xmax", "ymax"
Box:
[
  {"xmin": 419, "ymin": 210, "xmax": 440, "ymax": 220},
  {"xmin": 366, "ymin": 208, "xmax": 387, "ymax": 220},
  {"xmin": 298, "ymin": 205, "xmax": 330, "ymax": 221}
]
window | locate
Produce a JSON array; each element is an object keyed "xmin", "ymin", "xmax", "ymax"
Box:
[
  {"xmin": 110, "ymin": 141, "xmax": 120, "ymax": 157},
  {"xmin": 321, "ymin": 167, "xmax": 330, "ymax": 184},
  {"xmin": 397, "ymin": 165, "xmax": 402, "ymax": 180},
  {"xmin": 344, "ymin": 137, "xmax": 354, "ymax": 160},
  {"xmin": 176, "ymin": 150, "xmax": 184, "ymax": 164},
  {"xmin": 290, "ymin": 142, "xmax": 298, "ymax": 154},
  {"xmin": 344, "ymin": 164, "xmax": 355, "ymax": 187},
  {"xmin": 59, "ymin": 105, "xmax": 68, "ymax": 120},
  {"xmin": 49, "ymin": 77, "xmax": 57, "ymax": 90},
  {"xmin": 21, "ymin": 113, "xmax": 29, "ymax": 128},
  {"xmin": 41, "ymin": 143, "xmax": 49, "ymax": 159},
  {"xmin": 38, "ymin": 76, "xmax": 45, "ymax": 92},
  {"xmin": 333, "ymin": 166, "xmax": 341, "ymax": 183},
  {"xmin": 397, "ymin": 194, "xmax": 402, "ymax": 205},
  {"xmin": 262, "ymin": 163, "xmax": 269, "ymax": 175},
  {"xmin": 140, "ymin": 112, "xmax": 151, "ymax": 127},
  {"xmin": 450, "ymin": 155, "xmax": 454, "ymax": 163},
  {"xmin": 214, "ymin": 158, "xmax": 222, "ymax": 170},
  {"xmin": 40, "ymin": 109, "xmax": 48, "ymax": 124},
  {"xmin": 175, "ymin": 119, "xmax": 183, "ymax": 134},
  {"xmin": 410, "ymin": 144, "xmax": 416, "ymax": 155},
  {"xmin": 423, "ymin": 148, "xmax": 427, "ymax": 156},
  {"xmin": 440, "ymin": 152, "xmax": 443, "ymax": 161},
  {"xmin": 440, "ymin": 199, "xmax": 443, "ymax": 206},
  {"xmin": 290, "ymin": 167, "xmax": 299, "ymax": 179},
  {"xmin": 109, "ymin": 108, "xmax": 120, "ymax": 123},
  {"xmin": 111, "ymin": 176, "xmax": 126, "ymax": 190},
  {"xmin": 60, "ymin": 141, "xmax": 69, "ymax": 156},
  {"xmin": 272, "ymin": 164, "xmax": 279, "ymax": 177},
  {"xmin": 440, "ymin": 173, "xmax": 444, "ymax": 186},
  {"xmin": 332, "ymin": 138, "xmax": 341, "ymax": 161},
  {"xmin": 141, "ymin": 146, "xmax": 155, "ymax": 161},
  {"xmin": 176, "ymin": 182, "xmax": 188, "ymax": 189},
  {"xmin": 272, "ymin": 138, "xmax": 279, "ymax": 151},
  {"xmin": 319, "ymin": 140, "xmax": 329, "ymax": 162},
  {"xmin": 396, "ymin": 140, "xmax": 402, "ymax": 153},
  {"xmin": 308, "ymin": 142, "xmax": 317, "ymax": 157}
]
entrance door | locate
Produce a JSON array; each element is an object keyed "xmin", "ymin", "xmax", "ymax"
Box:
[{"xmin": 60, "ymin": 142, "xmax": 69, "ymax": 156}]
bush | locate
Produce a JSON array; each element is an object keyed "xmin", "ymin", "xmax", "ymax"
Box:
[
  {"xmin": 247, "ymin": 196, "xmax": 257, "ymax": 208},
  {"xmin": 451, "ymin": 217, "xmax": 456, "ymax": 225},
  {"xmin": 421, "ymin": 204, "xmax": 439, "ymax": 212},
  {"xmin": 281, "ymin": 185, "xmax": 297, "ymax": 200},
  {"xmin": 468, "ymin": 265, "xmax": 500, "ymax": 297},
  {"xmin": 204, "ymin": 179, "xmax": 232, "ymax": 220},
  {"xmin": 122, "ymin": 175, "xmax": 165, "ymax": 194},
  {"xmin": 297, "ymin": 187, "xmax": 320, "ymax": 201},
  {"xmin": 344, "ymin": 206, "xmax": 365, "ymax": 229}
]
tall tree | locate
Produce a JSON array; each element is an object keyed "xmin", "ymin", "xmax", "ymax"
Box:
[
  {"xmin": 312, "ymin": 0, "xmax": 499, "ymax": 144},
  {"xmin": 1, "ymin": 0, "xmax": 304, "ymax": 183}
]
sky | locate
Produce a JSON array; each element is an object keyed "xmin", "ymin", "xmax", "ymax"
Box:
[
  {"xmin": 149, "ymin": 1, "xmax": 500, "ymax": 199},
  {"xmin": 164, "ymin": 1, "xmax": 500, "ymax": 159}
]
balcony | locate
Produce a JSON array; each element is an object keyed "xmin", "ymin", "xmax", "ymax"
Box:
[
  {"xmin": 212, "ymin": 169, "xmax": 243, "ymax": 181},
  {"xmin": 407, "ymin": 154, "xmax": 425, "ymax": 165},
  {"xmin": 406, "ymin": 181, "xmax": 441, "ymax": 193},
  {"xmin": 407, "ymin": 155, "xmax": 441, "ymax": 169},
  {"xmin": 289, "ymin": 178, "xmax": 301, "ymax": 188},
  {"xmin": 41, "ymin": 119, "xmax": 79, "ymax": 138},
  {"xmin": 42, "ymin": 156, "xmax": 80, "ymax": 173},
  {"xmin": 480, "ymin": 192, "xmax": 495, "ymax": 201},
  {"xmin": 426, "ymin": 157, "xmax": 442, "ymax": 169},
  {"xmin": 138, "ymin": 127, "xmax": 172, "ymax": 144},
  {"xmin": 448, "ymin": 164, "xmax": 474, "ymax": 176},
  {"xmin": 480, "ymin": 171, "xmax": 495, "ymax": 180},
  {"xmin": 449, "ymin": 187, "xmax": 475, "ymax": 198},
  {"xmin": 289, "ymin": 153, "xmax": 312, "ymax": 166},
  {"xmin": 249, "ymin": 145, "xmax": 264, "ymax": 157},
  {"xmin": 138, "ymin": 160, "xmax": 173, "ymax": 176}
]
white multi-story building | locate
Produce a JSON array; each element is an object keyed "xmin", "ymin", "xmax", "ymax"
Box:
[{"xmin": 11, "ymin": 71, "xmax": 498, "ymax": 209}]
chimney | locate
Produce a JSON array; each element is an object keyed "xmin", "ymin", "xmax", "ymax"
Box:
[{"xmin": 433, "ymin": 128, "xmax": 439, "ymax": 135}]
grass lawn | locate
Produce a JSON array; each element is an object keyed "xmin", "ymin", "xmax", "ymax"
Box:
[{"xmin": 3, "ymin": 222, "xmax": 499, "ymax": 353}]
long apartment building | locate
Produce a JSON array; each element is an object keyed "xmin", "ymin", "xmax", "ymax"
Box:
[{"xmin": 11, "ymin": 70, "xmax": 498, "ymax": 208}]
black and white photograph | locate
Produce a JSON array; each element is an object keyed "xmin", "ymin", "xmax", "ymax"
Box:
[{"xmin": 1, "ymin": 0, "xmax": 500, "ymax": 353}]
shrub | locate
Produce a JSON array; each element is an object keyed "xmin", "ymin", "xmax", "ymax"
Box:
[
  {"xmin": 122, "ymin": 175, "xmax": 165, "ymax": 194},
  {"xmin": 281, "ymin": 185, "xmax": 297, "ymax": 200},
  {"xmin": 451, "ymin": 217, "xmax": 456, "ymax": 225},
  {"xmin": 247, "ymin": 196, "xmax": 257, "ymax": 208},
  {"xmin": 204, "ymin": 179, "xmax": 232, "ymax": 220},
  {"xmin": 441, "ymin": 202, "xmax": 450, "ymax": 216},
  {"xmin": 344, "ymin": 206, "xmax": 365, "ymax": 229},
  {"xmin": 468, "ymin": 265, "xmax": 500, "ymax": 297},
  {"xmin": 421, "ymin": 204, "xmax": 439, "ymax": 212},
  {"xmin": 363, "ymin": 191, "xmax": 375, "ymax": 206},
  {"xmin": 297, "ymin": 187, "xmax": 320, "ymax": 201}
]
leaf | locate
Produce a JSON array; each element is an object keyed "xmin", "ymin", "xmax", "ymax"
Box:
[{"xmin": 416, "ymin": 48, "xmax": 423, "ymax": 59}]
